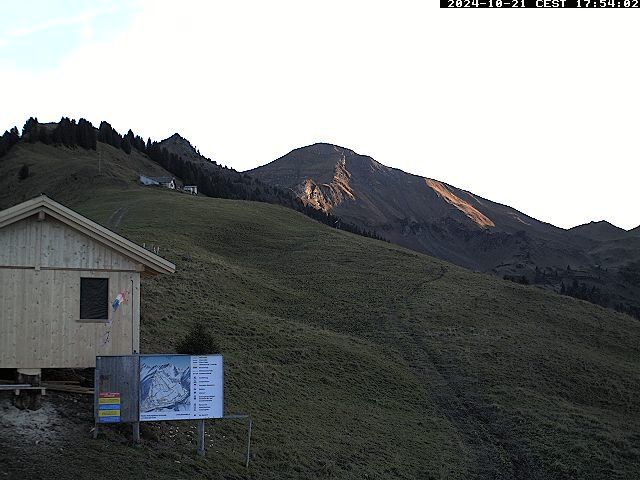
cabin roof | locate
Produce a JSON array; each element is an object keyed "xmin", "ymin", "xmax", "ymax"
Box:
[
  {"xmin": 139, "ymin": 175, "xmax": 174, "ymax": 182},
  {"xmin": 0, "ymin": 195, "xmax": 176, "ymax": 276}
]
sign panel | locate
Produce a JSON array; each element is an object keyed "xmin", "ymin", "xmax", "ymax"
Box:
[
  {"xmin": 95, "ymin": 355, "xmax": 140, "ymax": 423},
  {"xmin": 98, "ymin": 392, "xmax": 121, "ymax": 423},
  {"xmin": 139, "ymin": 355, "xmax": 223, "ymax": 422}
]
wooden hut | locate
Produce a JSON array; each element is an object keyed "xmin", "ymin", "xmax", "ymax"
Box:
[{"xmin": 0, "ymin": 195, "xmax": 175, "ymax": 372}]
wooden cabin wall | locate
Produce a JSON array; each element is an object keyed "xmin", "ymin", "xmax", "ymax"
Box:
[
  {"xmin": 0, "ymin": 214, "xmax": 142, "ymax": 369},
  {"xmin": 0, "ymin": 269, "xmax": 140, "ymax": 368}
]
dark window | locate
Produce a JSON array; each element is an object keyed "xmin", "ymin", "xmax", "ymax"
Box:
[{"xmin": 80, "ymin": 278, "xmax": 108, "ymax": 320}]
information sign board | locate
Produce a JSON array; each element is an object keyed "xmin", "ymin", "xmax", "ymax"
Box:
[{"xmin": 139, "ymin": 355, "xmax": 223, "ymax": 422}]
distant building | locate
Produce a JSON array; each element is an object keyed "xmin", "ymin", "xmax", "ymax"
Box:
[
  {"xmin": 139, "ymin": 175, "xmax": 176, "ymax": 189},
  {"xmin": 0, "ymin": 195, "xmax": 175, "ymax": 371},
  {"xmin": 183, "ymin": 185, "xmax": 198, "ymax": 195}
]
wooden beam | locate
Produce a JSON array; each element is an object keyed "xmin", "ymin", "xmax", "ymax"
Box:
[
  {"xmin": 42, "ymin": 382, "xmax": 93, "ymax": 395},
  {"xmin": 0, "ymin": 265, "xmax": 139, "ymax": 273}
]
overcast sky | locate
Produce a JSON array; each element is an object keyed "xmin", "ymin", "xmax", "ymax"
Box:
[{"xmin": 1, "ymin": 1, "xmax": 638, "ymax": 229}]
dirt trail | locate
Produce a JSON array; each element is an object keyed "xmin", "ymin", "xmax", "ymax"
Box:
[
  {"xmin": 381, "ymin": 265, "xmax": 540, "ymax": 479},
  {"xmin": 107, "ymin": 206, "xmax": 129, "ymax": 230}
]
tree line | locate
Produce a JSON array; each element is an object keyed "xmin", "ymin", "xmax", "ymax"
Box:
[
  {"xmin": 0, "ymin": 127, "xmax": 19, "ymax": 158},
  {"xmin": 98, "ymin": 121, "xmax": 146, "ymax": 154},
  {"xmin": 21, "ymin": 117, "xmax": 98, "ymax": 150},
  {"xmin": 560, "ymin": 278, "xmax": 639, "ymax": 320},
  {"xmin": 502, "ymin": 264, "xmax": 640, "ymax": 321}
]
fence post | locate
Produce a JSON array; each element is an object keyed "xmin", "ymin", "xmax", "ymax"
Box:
[{"xmin": 245, "ymin": 417, "xmax": 252, "ymax": 467}]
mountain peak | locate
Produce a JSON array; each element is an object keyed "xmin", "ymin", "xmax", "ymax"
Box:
[
  {"xmin": 163, "ymin": 132, "xmax": 192, "ymax": 146},
  {"xmin": 159, "ymin": 132, "xmax": 200, "ymax": 159},
  {"xmin": 571, "ymin": 219, "xmax": 621, "ymax": 229},
  {"xmin": 299, "ymin": 143, "xmax": 355, "ymax": 156},
  {"xmin": 287, "ymin": 143, "xmax": 386, "ymax": 172},
  {"xmin": 569, "ymin": 220, "xmax": 627, "ymax": 241}
]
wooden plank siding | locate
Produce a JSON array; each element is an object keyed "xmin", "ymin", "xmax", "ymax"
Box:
[
  {"xmin": 0, "ymin": 214, "xmax": 142, "ymax": 369},
  {"xmin": 0, "ymin": 215, "xmax": 40, "ymax": 267},
  {"xmin": 41, "ymin": 218, "xmax": 138, "ymax": 270}
]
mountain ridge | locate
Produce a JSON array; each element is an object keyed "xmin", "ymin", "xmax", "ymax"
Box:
[
  {"xmin": 569, "ymin": 220, "xmax": 631, "ymax": 241},
  {"xmin": 250, "ymin": 142, "xmax": 640, "ymax": 318}
]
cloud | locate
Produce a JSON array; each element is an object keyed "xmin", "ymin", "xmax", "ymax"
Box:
[{"xmin": 0, "ymin": 3, "xmax": 136, "ymax": 47}]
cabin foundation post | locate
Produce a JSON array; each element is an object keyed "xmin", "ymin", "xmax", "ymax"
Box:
[{"xmin": 14, "ymin": 368, "xmax": 42, "ymax": 410}]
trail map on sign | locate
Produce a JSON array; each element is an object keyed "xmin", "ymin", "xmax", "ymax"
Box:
[
  {"xmin": 139, "ymin": 355, "xmax": 223, "ymax": 421},
  {"xmin": 140, "ymin": 355, "xmax": 190, "ymax": 417}
]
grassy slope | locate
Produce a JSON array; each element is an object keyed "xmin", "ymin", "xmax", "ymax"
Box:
[
  {"xmin": 1, "ymin": 143, "xmax": 639, "ymax": 479},
  {"xmin": 0, "ymin": 141, "xmax": 170, "ymax": 209}
]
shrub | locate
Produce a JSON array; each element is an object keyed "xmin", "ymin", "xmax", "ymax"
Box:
[
  {"xmin": 18, "ymin": 164, "xmax": 29, "ymax": 181},
  {"xmin": 175, "ymin": 322, "xmax": 220, "ymax": 355},
  {"xmin": 503, "ymin": 274, "xmax": 529, "ymax": 285}
]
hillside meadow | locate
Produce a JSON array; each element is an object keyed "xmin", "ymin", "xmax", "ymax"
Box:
[{"xmin": 0, "ymin": 143, "xmax": 639, "ymax": 479}]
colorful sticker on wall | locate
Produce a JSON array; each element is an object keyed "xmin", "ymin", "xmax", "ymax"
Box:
[
  {"xmin": 100, "ymin": 290, "xmax": 127, "ymax": 347},
  {"xmin": 110, "ymin": 291, "xmax": 126, "ymax": 316},
  {"xmin": 98, "ymin": 392, "xmax": 121, "ymax": 423}
]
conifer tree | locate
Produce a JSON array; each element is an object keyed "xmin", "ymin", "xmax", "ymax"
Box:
[
  {"xmin": 121, "ymin": 137, "xmax": 132, "ymax": 154},
  {"xmin": 22, "ymin": 117, "xmax": 39, "ymax": 142},
  {"xmin": 9, "ymin": 127, "xmax": 19, "ymax": 144},
  {"xmin": 98, "ymin": 121, "xmax": 113, "ymax": 145},
  {"xmin": 18, "ymin": 164, "xmax": 29, "ymax": 180}
]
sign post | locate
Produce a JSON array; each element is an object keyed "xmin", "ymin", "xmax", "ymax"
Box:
[
  {"xmin": 197, "ymin": 419, "xmax": 205, "ymax": 457},
  {"xmin": 133, "ymin": 422, "xmax": 140, "ymax": 444}
]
